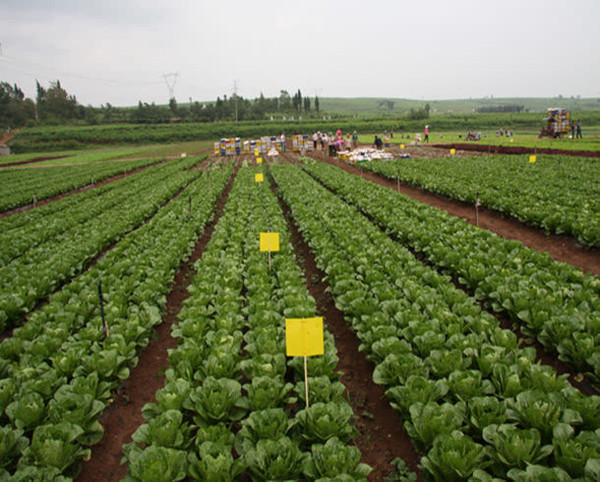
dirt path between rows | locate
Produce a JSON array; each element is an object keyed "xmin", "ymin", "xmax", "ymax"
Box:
[
  {"xmin": 433, "ymin": 142, "xmax": 600, "ymax": 158},
  {"xmin": 272, "ymin": 176, "xmax": 423, "ymax": 481},
  {"xmin": 77, "ymin": 157, "xmax": 239, "ymax": 482},
  {"xmin": 301, "ymin": 147, "xmax": 600, "ymax": 276}
]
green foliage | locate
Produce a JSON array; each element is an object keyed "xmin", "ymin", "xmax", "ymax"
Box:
[
  {"xmin": 420, "ymin": 430, "xmax": 489, "ymax": 481},
  {"xmin": 123, "ymin": 445, "xmax": 188, "ymax": 482},
  {"xmin": 303, "ymin": 436, "xmax": 373, "ymax": 480}
]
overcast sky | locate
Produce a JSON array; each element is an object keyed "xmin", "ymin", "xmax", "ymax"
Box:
[{"xmin": 1, "ymin": 0, "xmax": 599, "ymax": 107}]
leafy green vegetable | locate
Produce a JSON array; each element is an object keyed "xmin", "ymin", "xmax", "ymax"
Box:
[
  {"xmin": 292, "ymin": 401, "xmax": 357, "ymax": 445},
  {"xmin": 123, "ymin": 444, "xmax": 188, "ymax": 482},
  {"xmin": 303, "ymin": 436, "xmax": 372, "ymax": 480},
  {"xmin": 183, "ymin": 376, "xmax": 246, "ymax": 424},
  {"xmin": 420, "ymin": 430, "xmax": 489, "ymax": 481},
  {"xmin": 235, "ymin": 408, "xmax": 291, "ymax": 455},
  {"xmin": 131, "ymin": 409, "xmax": 192, "ymax": 450},
  {"xmin": 188, "ymin": 441, "xmax": 244, "ymax": 481},
  {"xmin": 18, "ymin": 422, "xmax": 90, "ymax": 476},
  {"xmin": 404, "ymin": 402, "xmax": 466, "ymax": 453},
  {"xmin": 0, "ymin": 426, "xmax": 28, "ymax": 468},
  {"xmin": 482, "ymin": 423, "xmax": 552, "ymax": 472},
  {"xmin": 242, "ymin": 436, "xmax": 308, "ymax": 481}
]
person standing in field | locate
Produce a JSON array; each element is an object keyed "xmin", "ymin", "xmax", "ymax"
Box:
[
  {"xmin": 352, "ymin": 130, "xmax": 358, "ymax": 149},
  {"xmin": 312, "ymin": 131, "xmax": 318, "ymax": 150},
  {"xmin": 424, "ymin": 125, "xmax": 429, "ymax": 143},
  {"xmin": 345, "ymin": 133, "xmax": 352, "ymax": 150},
  {"xmin": 281, "ymin": 132, "xmax": 286, "ymax": 152},
  {"xmin": 570, "ymin": 121, "xmax": 575, "ymax": 139},
  {"xmin": 576, "ymin": 120, "xmax": 582, "ymax": 139}
]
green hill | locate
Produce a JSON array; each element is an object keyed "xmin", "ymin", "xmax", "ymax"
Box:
[{"xmin": 318, "ymin": 97, "xmax": 600, "ymax": 115}]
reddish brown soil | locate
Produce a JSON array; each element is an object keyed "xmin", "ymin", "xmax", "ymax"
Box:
[
  {"xmin": 0, "ymin": 128, "xmax": 19, "ymax": 144},
  {"xmin": 433, "ymin": 142, "xmax": 600, "ymax": 158},
  {"xmin": 0, "ymin": 155, "xmax": 71, "ymax": 168},
  {"xmin": 77, "ymin": 158, "xmax": 239, "ymax": 482}
]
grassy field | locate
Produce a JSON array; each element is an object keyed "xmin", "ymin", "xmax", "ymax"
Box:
[
  {"xmin": 320, "ymin": 96, "xmax": 600, "ymax": 115},
  {"xmin": 0, "ymin": 141, "xmax": 214, "ymax": 167},
  {"xmin": 357, "ymin": 128, "xmax": 600, "ymax": 152}
]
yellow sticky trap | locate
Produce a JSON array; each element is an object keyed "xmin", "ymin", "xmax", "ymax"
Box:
[
  {"xmin": 510, "ymin": 138, "xmax": 514, "ymax": 143},
  {"xmin": 286, "ymin": 317, "xmax": 324, "ymax": 356},
  {"xmin": 257, "ymin": 157, "xmax": 263, "ymax": 164},
  {"xmin": 254, "ymin": 148, "xmax": 259, "ymax": 156},
  {"xmin": 259, "ymin": 232, "xmax": 280, "ymax": 252},
  {"xmin": 450, "ymin": 148, "xmax": 456, "ymax": 155},
  {"xmin": 529, "ymin": 155, "xmax": 537, "ymax": 163},
  {"xmin": 255, "ymin": 173, "xmax": 264, "ymax": 183},
  {"xmin": 400, "ymin": 144, "xmax": 405, "ymax": 149}
]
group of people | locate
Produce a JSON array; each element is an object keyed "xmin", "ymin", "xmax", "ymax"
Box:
[{"xmin": 311, "ymin": 130, "xmax": 359, "ymax": 153}]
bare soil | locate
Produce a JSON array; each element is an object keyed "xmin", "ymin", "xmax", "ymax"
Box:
[
  {"xmin": 77, "ymin": 157, "xmax": 239, "ymax": 482},
  {"xmin": 434, "ymin": 142, "xmax": 600, "ymax": 158}
]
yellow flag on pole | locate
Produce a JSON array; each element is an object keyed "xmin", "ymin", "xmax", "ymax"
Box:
[
  {"xmin": 259, "ymin": 232, "xmax": 280, "ymax": 252},
  {"xmin": 285, "ymin": 317, "xmax": 324, "ymax": 356}
]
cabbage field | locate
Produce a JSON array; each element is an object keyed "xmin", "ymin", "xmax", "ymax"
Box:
[{"xmin": 0, "ymin": 151, "xmax": 599, "ymax": 481}]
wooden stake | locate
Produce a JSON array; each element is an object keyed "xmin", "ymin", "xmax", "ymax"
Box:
[
  {"xmin": 304, "ymin": 356, "xmax": 309, "ymax": 407},
  {"xmin": 475, "ymin": 190, "xmax": 480, "ymax": 227},
  {"xmin": 98, "ymin": 280, "xmax": 109, "ymax": 337}
]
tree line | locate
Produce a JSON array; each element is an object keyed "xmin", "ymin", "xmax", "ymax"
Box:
[{"xmin": 0, "ymin": 80, "xmax": 322, "ymax": 129}]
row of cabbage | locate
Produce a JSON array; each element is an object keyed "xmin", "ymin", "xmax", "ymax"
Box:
[
  {"xmin": 0, "ymin": 165, "xmax": 167, "ymax": 266},
  {"xmin": 271, "ymin": 163, "xmax": 600, "ymax": 480},
  {"xmin": 0, "ymin": 161, "xmax": 158, "ymax": 238},
  {"xmin": 0, "ymin": 157, "xmax": 159, "ymax": 212},
  {"xmin": 0, "ymin": 161, "xmax": 233, "ymax": 479},
  {"xmin": 364, "ymin": 155, "xmax": 600, "ymax": 247},
  {"xmin": 302, "ymin": 159, "xmax": 600, "ymax": 385},
  {"xmin": 0, "ymin": 156, "xmax": 205, "ymax": 332},
  {"xmin": 122, "ymin": 166, "xmax": 371, "ymax": 481}
]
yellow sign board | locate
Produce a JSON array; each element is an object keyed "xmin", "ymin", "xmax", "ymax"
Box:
[
  {"xmin": 400, "ymin": 144, "xmax": 405, "ymax": 149},
  {"xmin": 529, "ymin": 155, "xmax": 537, "ymax": 163},
  {"xmin": 255, "ymin": 173, "xmax": 264, "ymax": 183},
  {"xmin": 259, "ymin": 232, "xmax": 280, "ymax": 252},
  {"xmin": 450, "ymin": 148, "xmax": 456, "ymax": 155},
  {"xmin": 286, "ymin": 317, "xmax": 324, "ymax": 357},
  {"xmin": 257, "ymin": 157, "xmax": 263, "ymax": 164}
]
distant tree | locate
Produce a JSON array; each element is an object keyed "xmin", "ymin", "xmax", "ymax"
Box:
[
  {"xmin": 279, "ymin": 90, "xmax": 292, "ymax": 111},
  {"xmin": 169, "ymin": 97, "xmax": 178, "ymax": 115},
  {"xmin": 315, "ymin": 95, "xmax": 320, "ymax": 113},
  {"xmin": 0, "ymin": 81, "xmax": 36, "ymax": 128},
  {"xmin": 293, "ymin": 89, "xmax": 302, "ymax": 113},
  {"xmin": 304, "ymin": 96, "xmax": 311, "ymax": 113},
  {"xmin": 36, "ymin": 79, "xmax": 79, "ymax": 122}
]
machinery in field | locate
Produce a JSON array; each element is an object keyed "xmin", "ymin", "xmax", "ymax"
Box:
[{"xmin": 540, "ymin": 108, "xmax": 571, "ymax": 138}]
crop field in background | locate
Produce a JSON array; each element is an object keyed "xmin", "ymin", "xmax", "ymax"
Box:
[{"xmin": 0, "ymin": 142, "xmax": 599, "ymax": 481}]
